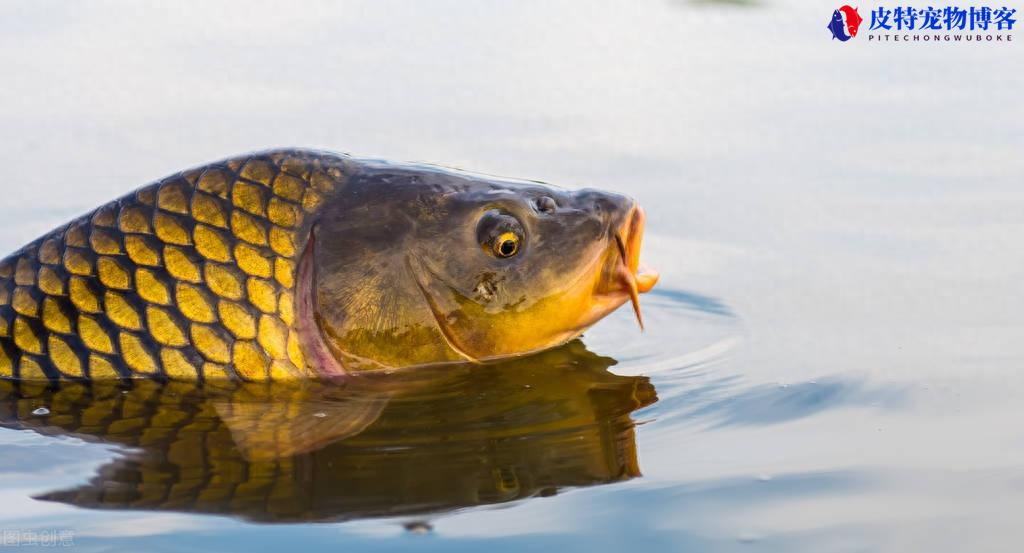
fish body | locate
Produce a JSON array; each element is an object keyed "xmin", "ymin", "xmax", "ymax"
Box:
[
  {"xmin": 0, "ymin": 150, "xmax": 339, "ymax": 382},
  {"xmin": 0, "ymin": 150, "xmax": 656, "ymax": 382}
]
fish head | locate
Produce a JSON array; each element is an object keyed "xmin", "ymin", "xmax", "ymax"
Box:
[{"xmin": 308, "ymin": 161, "xmax": 659, "ymax": 370}]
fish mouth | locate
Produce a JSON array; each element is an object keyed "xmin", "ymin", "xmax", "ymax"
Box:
[{"xmin": 609, "ymin": 205, "xmax": 659, "ymax": 330}]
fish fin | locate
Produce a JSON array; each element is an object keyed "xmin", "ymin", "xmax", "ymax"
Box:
[{"xmin": 213, "ymin": 393, "xmax": 389, "ymax": 461}]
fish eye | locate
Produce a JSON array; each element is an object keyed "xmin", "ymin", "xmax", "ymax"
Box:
[
  {"xmin": 477, "ymin": 209, "xmax": 525, "ymax": 259},
  {"xmin": 493, "ymin": 232, "xmax": 520, "ymax": 258},
  {"xmin": 534, "ymin": 196, "xmax": 557, "ymax": 214}
]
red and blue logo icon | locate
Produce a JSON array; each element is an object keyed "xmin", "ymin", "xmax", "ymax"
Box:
[{"xmin": 828, "ymin": 5, "xmax": 865, "ymax": 40}]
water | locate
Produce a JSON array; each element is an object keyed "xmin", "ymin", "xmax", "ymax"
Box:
[{"xmin": 0, "ymin": 1, "xmax": 1022, "ymax": 551}]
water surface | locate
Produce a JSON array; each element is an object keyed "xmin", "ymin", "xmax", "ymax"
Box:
[{"xmin": 0, "ymin": 1, "xmax": 1021, "ymax": 551}]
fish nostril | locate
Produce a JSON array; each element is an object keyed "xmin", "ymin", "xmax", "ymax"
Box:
[
  {"xmin": 593, "ymin": 197, "xmax": 618, "ymax": 220},
  {"xmin": 534, "ymin": 196, "xmax": 557, "ymax": 214}
]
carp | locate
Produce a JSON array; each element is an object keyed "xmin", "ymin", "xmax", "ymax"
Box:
[{"xmin": 0, "ymin": 150, "xmax": 657, "ymax": 382}]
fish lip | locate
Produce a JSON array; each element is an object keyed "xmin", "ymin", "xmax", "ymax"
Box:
[
  {"xmin": 568, "ymin": 204, "xmax": 661, "ymax": 334},
  {"xmin": 619, "ymin": 207, "xmax": 659, "ymax": 279},
  {"xmin": 606, "ymin": 205, "xmax": 659, "ymax": 329}
]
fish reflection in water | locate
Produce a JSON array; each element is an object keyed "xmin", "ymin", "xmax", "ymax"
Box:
[{"xmin": 0, "ymin": 340, "xmax": 656, "ymax": 523}]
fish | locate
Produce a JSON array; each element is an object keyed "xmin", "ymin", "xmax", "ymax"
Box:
[
  {"xmin": 828, "ymin": 9, "xmax": 852, "ymax": 41},
  {"xmin": 840, "ymin": 5, "xmax": 863, "ymax": 37},
  {"xmin": 0, "ymin": 150, "xmax": 659, "ymax": 382},
  {"xmin": 0, "ymin": 340, "xmax": 657, "ymax": 522}
]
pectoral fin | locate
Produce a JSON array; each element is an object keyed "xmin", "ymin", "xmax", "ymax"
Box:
[{"xmin": 213, "ymin": 393, "xmax": 389, "ymax": 462}]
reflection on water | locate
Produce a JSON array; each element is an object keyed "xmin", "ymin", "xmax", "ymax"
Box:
[{"xmin": 0, "ymin": 341, "xmax": 655, "ymax": 523}]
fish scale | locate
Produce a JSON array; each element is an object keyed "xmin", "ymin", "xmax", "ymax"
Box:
[{"xmin": 0, "ymin": 150, "xmax": 347, "ymax": 382}]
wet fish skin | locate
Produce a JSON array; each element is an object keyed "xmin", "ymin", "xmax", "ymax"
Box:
[
  {"xmin": 0, "ymin": 149, "xmax": 346, "ymax": 382},
  {"xmin": 0, "ymin": 149, "xmax": 654, "ymax": 381}
]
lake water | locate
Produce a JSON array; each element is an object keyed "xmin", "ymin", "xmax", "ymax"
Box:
[{"xmin": 0, "ymin": 1, "xmax": 1022, "ymax": 551}]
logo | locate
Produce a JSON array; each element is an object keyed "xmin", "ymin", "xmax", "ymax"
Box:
[
  {"xmin": 828, "ymin": 5, "xmax": 864, "ymax": 41},
  {"xmin": 828, "ymin": 5, "xmax": 1017, "ymax": 43}
]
